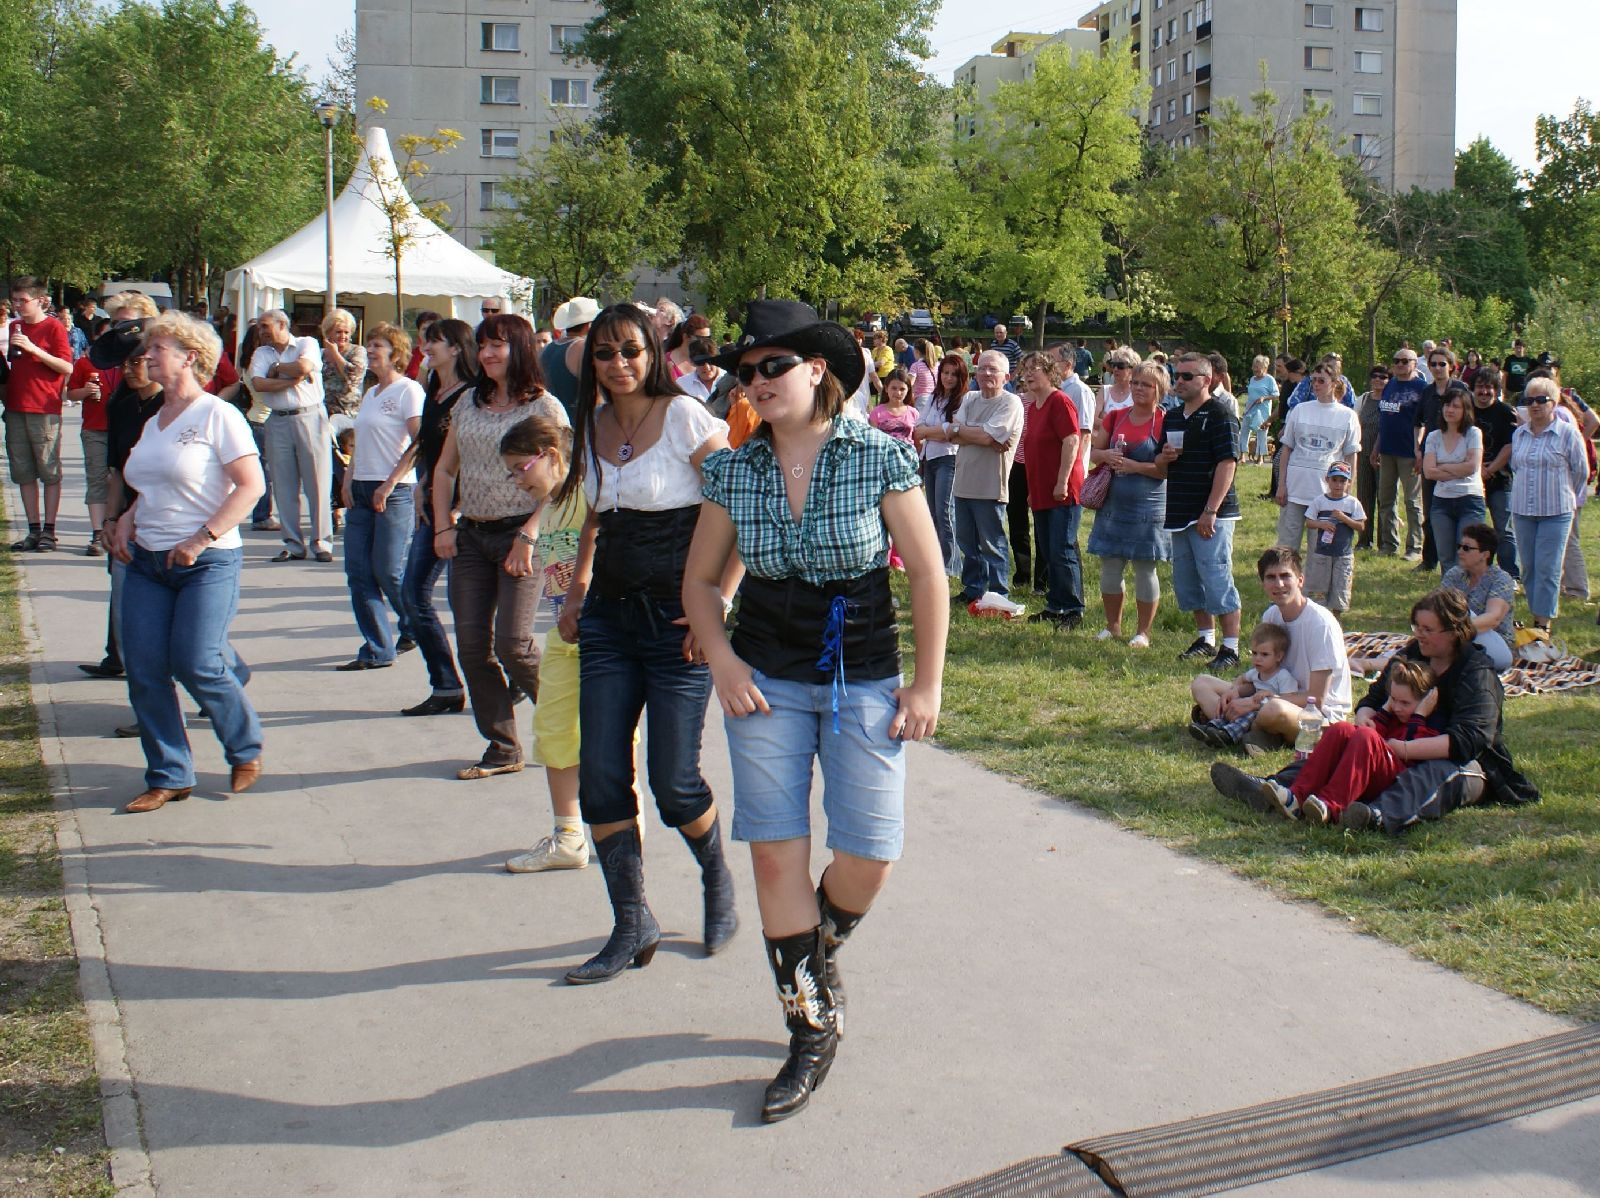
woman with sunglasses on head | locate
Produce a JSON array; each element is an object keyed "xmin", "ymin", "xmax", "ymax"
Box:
[
  {"xmin": 685, "ymin": 300, "xmax": 947, "ymax": 1123},
  {"xmin": 431, "ymin": 315, "xmax": 562, "ymax": 777},
  {"xmin": 553, "ymin": 303, "xmax": 740, "ymax": 984},
  {"xmin": 1510, "ymin": 377, "xmax": 1589, "ymax": 632}
]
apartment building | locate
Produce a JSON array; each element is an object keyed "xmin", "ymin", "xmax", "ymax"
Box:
[
  {"xmin": 1073, "ymin": 0, "xmax": 1457, "ymax": 190},
  {"xmin": 951, "ymin": 29, "xmax": 1102, "ymax": 140},
  {"xmin": 355, "ymin": 0, "xmax": 602, "ymax": 256}
]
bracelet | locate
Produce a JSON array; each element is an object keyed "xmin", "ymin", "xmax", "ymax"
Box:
[
  {"xmin": 434, "ymin": 525, "xmax": 457, "ymax": 538},
  {"xmin": 721, "ymin": 595, "xmax": 735, "ymax": 617},
  {"xmin": 200, "ymin": 525, "xmax": 219, "ymax": 542},
  {"xmin": 516, "ymin": 531, "xmax": 538, "ymax": 547},
  {"xmin": 1202, "ymin": 507, "xmax": 1218, "ymax": 516}
]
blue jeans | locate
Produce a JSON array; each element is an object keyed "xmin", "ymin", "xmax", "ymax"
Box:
[
  {"xmin": 922, "ymin": 456, "xmax": 957, "ymax": 573},
  {"xmin": 725, "ymin": 670, "xmax": 905, "ymax": 862},
  {"xmin": 1033, "ymin": 503, "xmax": 1084, "ymax": 616},
  {"xmin": 1240, "ymin": 406, "xmax": 1269, "ymax": 457},
  {"xmin": 1169, "ymin": 520, "xmax": 1241, "ymax": 615},
  {"xmin": 577, "ymin": 592, "xmax": 714, "ymax": 829},
  {"xmin": 401, "ymin": 518, "xmax": 462, "ymax": 695},
  {"xmin": 1430, "ymin": 493, "xmax": 1487, "ymax": 575},
  {"xmin": 1514, "ymin": 511, "xmax": 1574, "ymax": 620},
  {"xmin": 249, "ymin": 420, "xmax": 272, "ymax": 524},
  {"xmin": 342, "ymin": 480, "xmax": 414, "ymax": 664},
  {"xmin": 122, "ymin": 546, "xmax": 262, "ymax": 790},
  {"xmin": 955, "ymin": 497, "xmax": 1009, "ymax": 599},
  {"xmin": 1485, "ymin": 487, "xmax": 1518, "ymax": 578}
]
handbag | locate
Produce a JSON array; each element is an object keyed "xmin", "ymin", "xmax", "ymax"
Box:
[{"xmin": 1080, "ymin": 462, "xmax": 1112, "ymax": 510}]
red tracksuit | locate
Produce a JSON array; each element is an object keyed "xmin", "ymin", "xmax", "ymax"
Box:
[{"xmin": 1290, "ymin": 711, "xmax": 1437, "ymax": 816}]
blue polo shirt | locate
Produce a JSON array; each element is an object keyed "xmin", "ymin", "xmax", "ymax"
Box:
[{"xmin": 1376, "ymin": 376, "xmax": 1429, "ymax": 458}]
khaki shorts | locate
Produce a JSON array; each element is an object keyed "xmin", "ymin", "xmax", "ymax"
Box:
[
  {"xmin": 81, "ymin": 428, "xmax": 109, "ymax": 505},
  {"xmin": 4, "ymin": 411, "xmax": 62, "ymax": 486}
]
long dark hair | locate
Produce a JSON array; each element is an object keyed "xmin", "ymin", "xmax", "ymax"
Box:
[
  {"xmin": 934, "ymin": 353, "xmax": 969, "ymax": 422},
  {"xmin": 474, "ymin": 313, "xmax": 543, "ymax": 406},
  {"xmin": 422, "ymin": 318, "xmax": 478, "ymax": 400},
  {"xmin": 556, "ymin": 304, "xmax": 682, "ymax": 504}
]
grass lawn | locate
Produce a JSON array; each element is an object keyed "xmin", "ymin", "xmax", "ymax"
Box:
[
  {"xmin": 914, "ymin": 461, "xmax": 1600, "ymax": 1022},
  {"xmin": 0, "ymin": 539, "xmax": 114, "ymax": 1196}
]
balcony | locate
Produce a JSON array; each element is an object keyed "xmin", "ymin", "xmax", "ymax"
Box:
[
  {"xmin": 1196, "ymin": 19, "xmax": 1211, "ymax": 40},
  {"xmin": 1196, "ymin": 63, "xmax": 1211, "ymax": 83},
  {"xmin": 1195, "ymin": 106, "xmax": 1210, "ymax": 122},
  {"xmin": 1100, "ymin": 25, "xmax": 1110, "ymax": 41}
]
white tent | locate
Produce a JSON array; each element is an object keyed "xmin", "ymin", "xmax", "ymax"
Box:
[{"xmin": 223, "ymin": 127, "xmax": 530, "ymax": 331}]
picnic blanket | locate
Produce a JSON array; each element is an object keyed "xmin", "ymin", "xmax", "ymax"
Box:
[{"xmin": 1343, "ymin": 631, "xmax": 1600, "ymax": 699}]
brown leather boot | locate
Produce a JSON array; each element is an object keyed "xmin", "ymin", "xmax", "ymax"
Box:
[
  {"xmin": 230, "ymin": 759, "xmax": 263, "ymax": 793},
  {"xmin": 125, "ymin": 787, "xmax": 192, "ymax": 813}
]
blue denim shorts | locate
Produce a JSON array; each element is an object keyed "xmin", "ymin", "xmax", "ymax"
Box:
[
  {"xmin": 1169, "ymin": 519, "xmax": 1241, "ymax": 615},
  {"xmin": 724, "ymin": 670, "xmax": 906, "ymax": 862}
]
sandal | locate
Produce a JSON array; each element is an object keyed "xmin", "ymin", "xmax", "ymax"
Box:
[
  {"xmin": 457, "ymin": 759, "xmax": 524, "ymax": 781},
  {"xmin": 35, "ymin": 530, "xmax": 57, "ymax": 552},
  {"xmin": 11, "ymin": 530, "xmax": 40, "ymax": 551}
]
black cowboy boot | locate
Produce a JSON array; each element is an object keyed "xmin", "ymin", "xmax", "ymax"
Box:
[
  {"xmin": 565, "ymin": 828, "xmax": 661, "ymax": 984},
  {"xmin": 817, "ymin": 876, "xmax": 866, "ymax": 1039},
  {"xmin": 683, "ymin": 815, "xmax": 739, "ymax": 955},
  {"xmin": 762, "ymin": 928, "xmax": 838, "ymax": 1123}
]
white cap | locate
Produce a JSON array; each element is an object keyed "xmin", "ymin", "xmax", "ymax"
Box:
[{"xmin": 553, "ymin": 296, "xmax": 599, "ymax": 331}]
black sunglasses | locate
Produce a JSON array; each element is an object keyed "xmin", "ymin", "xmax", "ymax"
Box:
[
  {"xmin": 1457, "ymin": 542, "xmax": 1481, "ymax": 552},
  {"xmin": 736, "ymin": 354, "xmax": 807, "ymax": 386},
  {"xmin": 1173, "ymin": 370, "xmax": 1207, "ymax": 381},
  {"xmin": 1525, "ymin": 394, "xmax": 1553, "ymax": 405},
  {"xmin": 592, "ymin": 344, "xmax": 646, "ymax": 362},
  {"xmin": 480, "ymin": 306, "xmax": 502, "ymax": 314}
]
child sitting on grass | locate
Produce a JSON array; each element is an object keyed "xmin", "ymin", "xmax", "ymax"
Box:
[{"xmin": 1188, "ymin": 623, "xmax": 1299, "ymax": 748}]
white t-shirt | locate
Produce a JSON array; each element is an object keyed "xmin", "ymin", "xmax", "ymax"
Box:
[
  {"xmin": 585, "ymin": 396, "xmax": 727, "ymax": 513},
  {"xmin": 677, "ymin": 370, "xmax": 721, "ymax": 403},
  {"xmin": 1059, "ymin": 374, "xmax": 1095, "ymax": 443},
  {"xmin": 1261, "ymin": 599, "xmax": 1352, "ymax": 720},
  {"xmin": 1281, "ymin": 400, "xmax": 1362, "ymax": 506},
  {"xmin": 1425, "ymin": 426, "xmax": 1485, "ymax": 499},
  {"xmin": 247, "ymin": 336, "xmax": 323, "ymax": 413},
  {"xmin": 123, "ymin": 395, "xmax": 258, "ymax": 552},
  {"xmin": 353, "ymin": 377, "xmax": 425, "ymax": 482}
]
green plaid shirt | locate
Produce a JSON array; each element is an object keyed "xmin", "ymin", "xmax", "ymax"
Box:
[{"xmin": 701, "ymin": 416, "xmax": 920, "ymax": 585}]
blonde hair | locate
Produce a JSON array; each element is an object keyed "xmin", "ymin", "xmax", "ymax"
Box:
[
  {"xmin": 1130, "ymin": 362, "xmax": 1169, "ymax": 394},
  {"xmin": 320, "ymin": 308, "xmax": 356, "ymax": 338},
  {"xmin": 108, "ymin": 291, "xmax": 160, "ymax": 320},
  {"xmin": 364, "ymin": 321, "xmax": 412, "ymax": 362},
  {"xmin": 140, "ymin": 310, "xmax": 221, "ymax": 382}
]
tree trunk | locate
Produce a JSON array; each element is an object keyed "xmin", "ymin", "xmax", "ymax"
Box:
[{"xmin": 1034, "ymin": 300, "xmax": 1049, "ymax": 349}]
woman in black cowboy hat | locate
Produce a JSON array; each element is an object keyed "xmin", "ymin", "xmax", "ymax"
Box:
[{"xmin": 684, "ymin": 300, "xmax": 948, "ymax": 1122}]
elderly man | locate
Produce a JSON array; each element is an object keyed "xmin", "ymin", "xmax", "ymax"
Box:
[
  {"xmin": 249, "ymin": 309, "xmax": 332, "ymax": 562},
  {"xmin": 1157, "ymin": 352, "xmax": 1242, "ymax": 672},
  {"xmin": 1372, "ymin": 346, "xmax": 1429, "ymax": 559},
  {"xmin": 989, "ymin": 323, "xmax": 1022, "ymax": 377}
]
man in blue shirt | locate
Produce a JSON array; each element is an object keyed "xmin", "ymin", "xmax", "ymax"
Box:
[{"xmin": 1370, "ymin": 348, "xmax": 1429, "ymax": 558}]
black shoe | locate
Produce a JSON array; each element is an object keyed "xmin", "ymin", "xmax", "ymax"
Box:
[
  {"xmin": 1206, "ymin": 646, "xmax": 1241, "ymax": 672},
  {"xmin": 314, "ymin": 549, "xmax": 334, "ymax": 563},
  {"xmin": 1210, "ymin": 761, "xmax": 1274, "ymax": 813},
  {"xmin": 401, "ymin": 693, "xmax": 465, "ymax": 716},
  {"xmin": 271, "ymin": 549, "xmax": 307, "ymax": 562},
  {"xmin": 1026, "ymin": 609, "xmax": 1064, "ymax": 625},
  {"xmin": 566, "ymin": 829, "xmax": 661, "ymax": 984},
  {"xmin": 509, "ymin": 684, "xmax": 530, "ymax": 705},
  {"xmin": 335, "ymin": 658, "xmax": 393, "ymax": 671},
  {"xmin": 396, "ymin": 636, "xmax": 417, "ymax": 654},
  {"xmin": 1340, "ymin": 801, "xmax": 1378, "ymax": 831},
  {"xmin": 1056, "ymin": 612, "xmax": 1083, "ymax": 631},
  {"xmin": 817, "ymin": 875, "xmax": 865, "ymax": 1040},
  {"xmin": 683, "ymin": 817, "xmax": 739, "ymax": 956},
  {"xmin": 114, "ymin": 723, "xmax": 141, "ymax": 738},
  {"xmin": 1178, "ymin": 636, "xmax": 1216, "ymax": 662},
  {"xmin": 78, "ymin": 659, "xmax": 124, "ymax": 679},
  {"xmin": 761, "ymin": 928, "xmax": 838, "ymax": 1123}
]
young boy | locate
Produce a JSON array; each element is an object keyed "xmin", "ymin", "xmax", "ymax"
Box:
[
  {"xmin": 1188, "ymin": 624, "xmax": 1299, "ymax": 748},
  {"xmin": 1302, "ymin": 462, "xmax": 1365, "ymax": 616}
]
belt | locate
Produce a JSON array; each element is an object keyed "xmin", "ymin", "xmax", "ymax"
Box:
[
  {"xmin": 269, "ymin": 405, "xmax": 322, "ymax": 417},
  {"xmin": 458, "ymin": 513, "xmax": 531, "ymax": 533}
]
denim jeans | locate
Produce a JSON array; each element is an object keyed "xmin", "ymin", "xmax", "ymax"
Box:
[
  {"xmin": 921, "ymin": 456, "xmax": 958, "ymax": 573},
  {"xmin": 1169, "ymin": 520, "xmax": 1241, "ymax": 615},
  {"xmin": 447, "ymin": 522, "xmax": 541, "ymax": 764},
  {"xmin": 576, "ymin": 592, "xmax": 714, "ymax": 829},
  {"xmin": 955, "ymin": 497, "xmax": 1010, "ymax": 599},
  {"xmin": 343, "ymin": 480, "xmax": 414, "ymax": 664},
  {"xmin": 1513, "ymin": 511, "xmax": 1574, "ymax": 620},
  {"xmin": 1485, "ymin": 487, "xmax": 1518, "ymax": 578},
  {"xmin": 401, "ymin": 518, "xmax": 462, "ymax": 695},
  {"xmin": 122, "ymin": 546, "xmax": 262, "ymax": 790},
  {"xmin": 1429, "ymin": 492, "xmax": 1486, "ymax": 575},
  {"xmin": 1033, "ymin": 503, "xmax": 1084, "ymax": 616},
  {"xmin": 249, "ymin": 420, "xmax": 272, "ymax": 524}
]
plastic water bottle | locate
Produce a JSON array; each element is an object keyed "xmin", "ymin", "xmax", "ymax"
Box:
[{"xmin": 1294, "ymin": 699, "xmax": 1323, "ymax": 762}]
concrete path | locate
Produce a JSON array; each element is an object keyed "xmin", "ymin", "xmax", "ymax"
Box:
[{"xmin": 22, "ymin": 415, "xmax": 1598, "ymax": 1196}]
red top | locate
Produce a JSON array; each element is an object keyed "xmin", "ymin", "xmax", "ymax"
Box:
[
  {"xmin": 405, "ymin": 347, "xmax": 424, "ymax": 379},
  {"xmin": 5, "ymin": 318, "xmax": 70, "ymax": 414},
  {"xmin": 1021, "ymin": 389, "xmax": 1083, "ymax": 509},
  {"xmin": 67, "ymin": 358, "xmax": 119, "ymax": 431},
  {"xmin": 204, "ymin": 352, "xmax": 239, "ymax": 394}
]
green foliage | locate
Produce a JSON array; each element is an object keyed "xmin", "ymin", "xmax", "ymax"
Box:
[
  {"xmin": 1525, "ymin": 280, "xmax": 1600, "ymax": 398},
  {"xmin": 1455, "ymin": 137, "xmax": 1524, "ymax": 212},
  {"xmin": 1526, "ymin": 99, "xmax": 1600, "ymax": 293}
]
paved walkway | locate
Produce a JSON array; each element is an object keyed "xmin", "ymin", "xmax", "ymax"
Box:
[{"xmin": 22, "ymin": 415, "xmax": 1600, "ymax": 1196}]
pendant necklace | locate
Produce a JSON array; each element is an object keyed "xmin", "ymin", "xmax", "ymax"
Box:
[{"xmin": 614, "ymin": 399, "xmax": 655, "ymax": 463}]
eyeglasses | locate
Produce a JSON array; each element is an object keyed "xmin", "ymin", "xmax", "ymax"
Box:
[
  {"xmin": 1430, "ymin": 360, "xmax": 1449, "ymax": 369},
  {"xmin": 1393, "ymin": 356, "xmax": 1416, "ymax": 364},
  {"xmin": 592, "ymin": 344, "xmax": 646, "ymax": 362},
  {"xmin": 736, "ymin": 354, "xmax": 806, "ymax": 386},
  {"xmin": 503, "ymin": 453, "xmax": 547, "ymax": 481},
  {"xmin": 1457, "ymin": 542, "xmax": 1481, "ymax": 553},
  {"xmin": 1410, "ymin": 622, "xmax": 1444, "ymax": 636},
  {"xmin": 480, "ymin": 306, "xmax": 502, "ymax": 315},
  {"xmin": 1174, "ymin": 370, "xmax": 1206, "ymax": 381},
  {"xmin": 1525, "ymin": 394, "xmax": 1554, "ymax": 405}
]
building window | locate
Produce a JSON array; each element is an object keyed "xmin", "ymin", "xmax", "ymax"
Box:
[
  {"xmin": 480, "ymin": 129, "xmax": 519, "ymax": 158},
  {"xmin": 550, "ymin": 24, "xmax": 584, "ymax": 51},
  {"xmin": 1303, "ymin": 88, "xmax": 1333, "ymax": 113},
  {"xmin": 1152, "ymin": 64, "xmax": 1163, "ymax": 85},
  {"xmin": 477, "ymin": 233, "xmax": 496, "ymax": 250},
  {"xmin": 549, "ymin": 77, "xmax": 590, "ymax": 106},
  {"xmin": 1151, "ymin": 105, "xmax": 1162, "ymax": 127},
  {"xmin": 1183, "ymin": 91, "xmax": 1193, "ymax": 115},
  {"xmin": 1182, "ymin": 133, "xmax": 1192, "ymax": 147},
  {"xmin": 1304, "ymin": 45, "xmax": 1332, "ymax": 70},
  {"xmin": 1167, "ymin": 98, "xmax": 1177, "ymax": 120},
  {"xmin": 1167, "ymin": 18, "xmax": 1176, "ymax": 38},
  {"xmin": 1183, "ymin": 9, "xmax": 1192, "ymax": 32},
  {"xmin": 1354, "ymin": 50, "xmax": 1382, "ymax": 73},
  {"xmin": 1355, "ymin": 7, "xmax": 1383, "ymax": 31},
  {"xmin": 481, "ymin": 22, "xmax": 519, "ymax": 51},
  {"xmin": 1155, "ymin": 0, "xmax": 1162, "ymax": 9},
  {"xmin": 479, "ymin": 181, "xmax": 510, "ymax": 211},
  {"xmin": 1182, "ymin": 50, "xmax": 1192, "ymax": 74},
  {"xmin": 1353, "ymin": 133, "xmax": 1383, "ymax": 158},
  {"xmin": 1304, "ymin": 4, "xmax": 1333, "ymax": 28},
  {"xmin": 480, "ymin": 76, "xmax": 519, "ymax": 105},
  {"xmin": 1195, "ymin": 0, "xmax": 1211, "ymax": 19},
  {"xmin": 1168, "ymin": 57, "xmax": 1176, "ymax": 79},
  {"xmin": 1353, "ymin": 92, "xmax": 1382, "ymax": 116},
  {"xmin": 1152, "ymin": 26, "xmax": 1162, "ymax": 48}
]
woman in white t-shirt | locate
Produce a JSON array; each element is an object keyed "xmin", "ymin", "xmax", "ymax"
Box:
[
  {"xmin": 110, "ymin": 312, "xmax": 266, "ymax": 814},
  {"xmin": 1422, "ymin": 391, "xmax": 1485, "ymax": 575},
  {"xmin": 336, "ymin": 323, "xmax": 424, "ymax": 670}
]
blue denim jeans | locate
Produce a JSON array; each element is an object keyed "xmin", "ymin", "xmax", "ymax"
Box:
[
  {"xmin": 1169, "ymin": 520, "xmax": 1241, "ymax": 616},
  {"xmin": 343, "ymin": 480, "xmax": 414, "ymax": 664},
  {"xmin": 1430, "ymin": 492, "xmax": 1487, "ymax": 575},
  {"xmin": 1514, "ymin": 511, "xmax": 1574, "ymax": 620},
  {"xmin": 576, "ymin": 592, "xmax": 714, "ymax": 829},
  {"xmin": 401, "ymin": 518, "xmax": 462, "ymax": 695},
  {"xmin": 249, "ymin": 420, "xmax": 272, "ymax": 524},
  {"xmin": 921, "ymin": 456, "xmax": 958, "ymax": 573},
  {"xmin": 1033, "ymin": 502, "xmax": 1085, "ymax": 616},
  {"xmin": 955, "ymin": 497, "xmax": 1010, "ymax": 599},
  {"xmin": 122, "ymin": 546, "xmax": 262, "ymax": 790},
  {"xmin": 1484, "ymin": 487, "xmax": 1518, "ymax": 578}
]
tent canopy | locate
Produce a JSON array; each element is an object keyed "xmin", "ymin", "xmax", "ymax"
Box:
[{"xmin": 224, "ymin": 127, "xmax": 529, "ymax": 327}]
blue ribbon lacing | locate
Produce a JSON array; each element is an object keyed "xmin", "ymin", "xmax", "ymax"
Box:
[{"xmin": 815, "ymin": 595, "xmax": 854, "ymax": 734}]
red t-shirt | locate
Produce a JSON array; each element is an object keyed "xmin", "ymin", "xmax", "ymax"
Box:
[
  {"xmin": 67, "ymin": 358, "xmax": 119, "ymax": 431},
  {"xmin": 5, "ymin": 317, "xmax": 70, "ymax": 414},
  {"xmin": 1021, "ymin": 390, "xmax": 1084, "ymax": 509}
]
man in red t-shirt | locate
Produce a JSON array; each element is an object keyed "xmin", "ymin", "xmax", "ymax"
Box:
[
  {"xmin": 65, "ymin": 317, "xmax": 120, "ymax": 555},
  {"xmin": 5, "ymin": 279, "xmax": 73, "ymax": 551}
]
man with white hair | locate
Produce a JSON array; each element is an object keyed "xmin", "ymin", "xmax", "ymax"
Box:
[{"xmin": 249, "ymin": 309, "xmax": 332, "ymax": 562}]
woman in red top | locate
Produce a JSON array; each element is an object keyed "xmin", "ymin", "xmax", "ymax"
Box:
[{"xmin": 1017, "ymin": 351, "xmax": 1084, "ymax": 628}]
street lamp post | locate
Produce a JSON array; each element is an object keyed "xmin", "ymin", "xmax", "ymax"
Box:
[{"xmin": 314, "ymin": 100, "xmax": 341, "ymax": 315}]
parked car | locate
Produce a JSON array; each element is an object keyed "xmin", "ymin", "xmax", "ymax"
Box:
[
  {"xmin": 889, "ymin": 309, "xmax": 938, "ymax": 339},
  {"xmin": 1006, "ymin": 312, "xmax": 1035, "ymax": 332}
]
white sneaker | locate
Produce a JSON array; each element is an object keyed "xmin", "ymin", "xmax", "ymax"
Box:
[
  {"xmin": 1128, "ymin": 633, "xmax": 1151, "ymax": 649},
  {"xmin": 505, "ymin": 834, "xmax": 589, "ymax": 873},
  {"xmin": 1096, "ymin": 628, "xmax": 1116, "ymax": 641}
]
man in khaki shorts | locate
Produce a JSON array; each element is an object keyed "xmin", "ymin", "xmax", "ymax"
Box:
[{"xmin": 5, "ymin": 278, "xmax": 72, "ymax": 551}]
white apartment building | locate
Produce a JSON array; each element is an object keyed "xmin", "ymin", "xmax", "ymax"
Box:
[
  {"xmin": 355, "ymin": 0, "xmax": 602, "ymax": 256},
  {"xmin": 951, "ymin": 30, "xmax": 1102, "ymax": 140}
]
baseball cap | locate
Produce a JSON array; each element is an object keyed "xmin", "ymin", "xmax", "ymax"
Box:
[{"xmin": 1325, "ymin": 462, "xmax": 1352, "ymax": 480}]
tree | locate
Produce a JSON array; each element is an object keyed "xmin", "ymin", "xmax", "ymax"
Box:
[
  {"xmin": 491, "ymin": 128, "xmax": 679, "ymax": 313},
  {"xmin": 358, "ymin": 98, "xmax": 463, "ymax": 320},
  {"xmin": 1525, "ymin": 281, "xmax": 1600, "ymax": 398},
  {"xmin": 1526, "ymin": 99, "xmax": 1600, "ymax": 293},
  {"xmin": 1455, "ymin": 137, "xmax": 1523, "ymax": 212},
  {"xmin": 948, "ymin": 42, "xmax": 1146, "ymax": 345}
]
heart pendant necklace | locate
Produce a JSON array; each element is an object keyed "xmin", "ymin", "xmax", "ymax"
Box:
[{"xmin": 614, "ymin": 399, "xmax": 655, "ymax": 463}]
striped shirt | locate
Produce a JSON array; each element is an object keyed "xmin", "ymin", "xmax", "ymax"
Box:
[{"xmin": 1510, "ymin": 420, "xmax": 1588, "ymax": 517}]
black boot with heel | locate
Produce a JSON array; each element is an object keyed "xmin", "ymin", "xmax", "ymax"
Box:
[
  {"xmin": 565, "ymin": 828, "xmax": 660, "ymax": 984},
  {"xmin": 683, "ymin": 815, "xmax": 739, "ymax": 955},
  {"xmin": 816, "ymin": 876, "xmax": 866, "ymax": 1039},
  {"xmin": 761, "ymin": 928, "xmax": 838, "ymax": 1123}
]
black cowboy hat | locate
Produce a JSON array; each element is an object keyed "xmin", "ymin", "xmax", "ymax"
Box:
[
  {"xmin": 88, "ymin": 318, "xmax": 149, "ymax": 369},
  {"xmin": 706, "ymin": 300, "xmax": 864, "ymax": 395}
]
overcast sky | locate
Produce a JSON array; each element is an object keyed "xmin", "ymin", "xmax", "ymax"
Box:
[{"xmin": 254, "ymin": 0, "xmax": 1590, "ymax": 173}]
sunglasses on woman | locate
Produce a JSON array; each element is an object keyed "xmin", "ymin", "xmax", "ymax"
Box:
[
  {"xmin": 592, "ymin": 344, "xmax": 645, "ymax": 362},
  {"xmin": 736, "ymin": 354, "xmax": 807, "ymax": 386}
]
